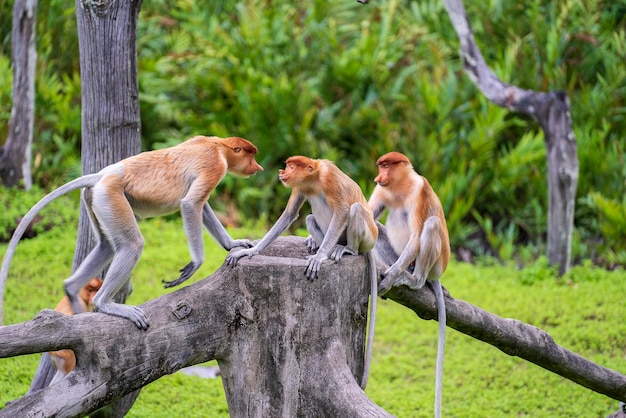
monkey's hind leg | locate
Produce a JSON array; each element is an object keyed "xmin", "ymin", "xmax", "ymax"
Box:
[
  {"xmin": 90, "ymin": 187, "xmax": 149, "ymax": 330},
  {"xmin": 305, "ymin": 214, "xmax": 324, "ymax": 253},
  {"xmin": 64, "ymin": 189, "xmax": 115, "ymax": 315},
  {"xmin": 410, "ymin": 216, "xmax": 443, "ymax": 289},
  {"xmin": 330, "ymin": 203, "xmax": 376, "ymax": 261}
]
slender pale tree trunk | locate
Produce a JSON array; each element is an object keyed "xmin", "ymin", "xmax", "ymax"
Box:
[
  {"xmin": 0, "ymin": 0, "xmax": 37, "ymax": 190},
  {"xmin": 28, "ymin": 1, "xmax": 144, "ymax": 414},
  {"xmin": 441, "ymin": 0, "xmax": 579, "ymax": 275},
  {"xmin": 72, "ymin": 0, "xmax": 143, "ymax": 269}
]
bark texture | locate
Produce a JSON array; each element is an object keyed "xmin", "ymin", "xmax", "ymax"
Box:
[
  {"xmin": 73, "ymin": 0, "xmax": 143, "ymax": 269},
  {"xmin": 1, "ymin": 238, "xmax": 624, "ymax": 417},
  {"xmin": 383, "ymin": 269, "xmax": 626, "ymax": 402},
  {"xmin": 0, "ymin": 237, "xmax": 389, "ymax": 418},
  {"xmin": 442, "ymin": 0, "xmax": 579, "ymax": 275},
  {"xmin": 0, "ymin": 0, "xmax": 37, "ymax": 189}
]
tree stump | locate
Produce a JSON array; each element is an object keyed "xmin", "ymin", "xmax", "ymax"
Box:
[{"xmin": 0, "ymin": 236, "xmax": 390, "ymax": 417}]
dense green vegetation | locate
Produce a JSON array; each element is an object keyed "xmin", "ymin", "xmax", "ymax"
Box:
[
  {"xmin": 0, "ymin": 0, "xmax": 624, "ymax": 413},
  {"xmin": 0, "ymin": 0, "xmax": 624, "ymax": 267},
  {"xmin": 1, "ymin": 217, "xmax": 625, "ymax": 417}
]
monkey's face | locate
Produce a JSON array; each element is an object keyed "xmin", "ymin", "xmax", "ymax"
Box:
[
  {"xmin": 375, "ymin": 152, "xmax": 411, "ymax": 188},
  {"xmin": 230, "ymin": 151, "xmax": 264, "ymax": 177},
  {"xmin": 278, "ymin": 164, "xmax": 296, "ymax": 187},
  {"xmin": 279, "ymin": 157, "xmax": 316, "ymax": 188},
  {"xmin": 80, "ymin": 277, "xmax": 103, "ymax": 307},
  {"xmin": 374, "ymin": 164, "xmax": 392, "ymax": 187}
]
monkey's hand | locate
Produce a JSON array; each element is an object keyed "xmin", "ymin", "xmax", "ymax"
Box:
[
  {"xmin": 305, "ymin": 253, "xmax": 328, "ymax": 279},
  {"xmin": 225, "ymin": 247, "xmax": 257, "ymax": 267},
  {"xmin": 162, "ymin": 261, "xmax": 200, "ymax": 288},
  {"xmin": 226, "ymin": 239, "xmax": 254, "ymax": 250},
  {"xmin": 305, "ymin": 236, "xmax": 319, "ymax": 253}
]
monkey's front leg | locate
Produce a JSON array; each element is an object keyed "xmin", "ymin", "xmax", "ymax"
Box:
[
  {"xmin": 202, "ymin": 203, "xmax": 254, "ymax": 250},
  {"xmin": 163, "ymin": 199, "xmax": 204, "ymax": 288}
]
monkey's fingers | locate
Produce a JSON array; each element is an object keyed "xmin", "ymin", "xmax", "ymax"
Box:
[
  {"xmin": 162, "ymin": 262, "xmax": 197, "ymax": 288},
  {"xmin": 305, "ymin": 236, "xmax": 319, "ymax": 254},
  {"xmin": 225, "ymin": 249, "xmax": 252, "ymax": 267},
  {"xmin": 304, "ymin": 255, "xmax": 327, "ymax": 279},
  {"xmin": 230, "ymin": 239, "xmax": 254, "ymax": 249},
  {"xmin": 330, "ymin": 244, "xmax": 357, "ymax": 261},
  {"xmin": 96, "ymin": 303, "xmax": 149, "ymax": 330}
]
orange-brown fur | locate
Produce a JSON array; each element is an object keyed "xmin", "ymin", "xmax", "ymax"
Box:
[
  {"xmin": 49, "ymin": 278, "xmax": 103, "ymax": 375},
  {"xmin": 227, "ymin": 155, "xmax": 378, "ymax": 388},
  {"xmin": 0, "ymin": 135, "xmax": 263, "ymax": 330},
  {"xmin": 369, "ymin": 151, "xmax": 450, "ymax": 418},
  {"xmin": 372, "ymin": 152, "xmax": 450, "ymax": 273}
]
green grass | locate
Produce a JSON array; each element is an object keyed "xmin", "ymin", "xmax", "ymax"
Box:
[{"xmin": 1, "ymin": 218, "xmax": 625, "ymax": 417}]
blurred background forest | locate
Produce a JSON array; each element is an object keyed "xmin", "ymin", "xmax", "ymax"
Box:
[{"xmin": 0, "ymin": 0, "xmax": 624, "ymax": 268}]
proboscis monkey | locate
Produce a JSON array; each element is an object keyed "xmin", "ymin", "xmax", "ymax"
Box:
[
  {"xmin": 0, "ymin": 135, "xmax": 263, "ymax": 330},
  {"xmin": 368, "ymin": 151, "xmax": 450, "ymax": 418},
  {"xmin": 48, "ymin": 277, "xmax": 103, "ymax": 384},
  {"xmin": 226, "ymin": 156, "xmax": 379, "ymax": 388}
]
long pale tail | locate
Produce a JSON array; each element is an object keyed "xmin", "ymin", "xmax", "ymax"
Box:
[
  {"xmin": 360, "ymin": 251, "xmax": 377, "ymax": 389},
  {"xmin": 0, "ymin": 173, "xmax": 104, "ymax": 324},
  {"xmin": 432, "ymin": 279, "xmax": 446, "ymax": 418}
]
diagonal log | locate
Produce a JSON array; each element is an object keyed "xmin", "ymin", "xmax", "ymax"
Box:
[{"xmin": 382, "ymin": 275, "xmax": 626, "ymax": 402}]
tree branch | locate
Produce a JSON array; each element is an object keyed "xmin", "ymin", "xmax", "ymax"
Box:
[
  {"xmin": 1, "ymin": 237, "xmax": 622, "ymax": 417},
  {"xmin": 383, "ymin": 278, "xmax": 626, "ymax": 402},
  {"xmin": 0, "ymin": 237, "xmax": 388, "ymax": 418}
]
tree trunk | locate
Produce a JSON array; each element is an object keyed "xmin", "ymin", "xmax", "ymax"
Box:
[
  {"xmin": 72, "ymin": 0, "xmax": 143, "ymax": 269},
  {"xmin": 0, "ymin": 0, "xmax": 37, "ymax": 190},
  {"xmin": 1, "ymin": 237, "xmax": 625, "ymax": 417},
  {"xmin": 21, "ymin": 0, "xmax": 146, "ymax": 413},
  {"xmin": 441, "ymin": 0, "xmax": 579, "ymax": 275},
  {"xmin": 0, "ymin": 237, "xmax": 389, "ymax": 418}
]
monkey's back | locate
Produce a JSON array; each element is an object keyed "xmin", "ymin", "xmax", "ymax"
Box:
[{"xmin": 112, "ymin": 137, "xmax": 226, "ymax": 218}]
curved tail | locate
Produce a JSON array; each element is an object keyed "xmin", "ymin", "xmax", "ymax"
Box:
[
  {"xmin": 0, "ymin": 173, "xmax": 104, "ymax": 324},
  {"xmin": 360, "ymin": 251, "xmax": 378, "ymax": 389},
  {"xmin": 432, "ymin": 279, "xmax": 446, "ymax": 418}
]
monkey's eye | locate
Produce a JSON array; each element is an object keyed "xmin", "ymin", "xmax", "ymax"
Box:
[
  {"xmin": 383, "ymin": 164, "xmax": 389, "ymax": 169},
  {"xmin": 233, "ymin": 147, "xmax": 242, "ymax": 153}
]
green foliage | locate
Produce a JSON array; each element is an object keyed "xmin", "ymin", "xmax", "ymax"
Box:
[
  {"xmin": 0, "ymin": 185, "xmax": 78, "ymax": 242},
  {"xmin": 0, "ymin": 0, "xmax": 624, "ymax": 265},
  {"xmin": 1, "ymin": 222, "xmax": 625, "ymax": 416},
  {"xmin": 580, "ymin": 193, "xmax": 626, "ymax": 267}
]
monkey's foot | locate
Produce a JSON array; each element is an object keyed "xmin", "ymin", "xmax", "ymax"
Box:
[
  {"xmin": 378, "ymin": 271, "xmax": 426, "ymax": 297},
  {"xmin": 305, "ymin": 236, "xmax": 319, "ymax": 253},
  {"xmin": 330, "ymin": 244, "xmax": 357, "ymax": 261},
  {"xmin": 95, "ymin": 303, "xmax": 149, "ymax": 330}
]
